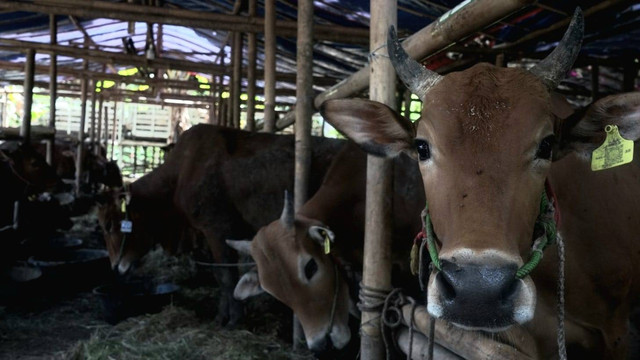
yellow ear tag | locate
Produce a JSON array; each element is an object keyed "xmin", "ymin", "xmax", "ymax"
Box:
[
  {"xmin": 324, "ymin": 236, "xmax": 331, "ymax": 255},
  {"xmin": 120, "ymin": 198, "xmax": 127, "ymax": 213},
  {"xmin": 591, "ymin": 125, "xmax": 634, "ymax": 171}
]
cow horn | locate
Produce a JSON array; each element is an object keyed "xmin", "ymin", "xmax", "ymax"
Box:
[
  {"xmin": 387, "ymin": 26, "xmax": 442, "ymax": 99},
  {"xmin": 530, "ymin": 8, "xmax": 584, "ymax": 89},
  {"xmin": 280, "ymin": 190, "xmax": 294, "ymax": 228}
]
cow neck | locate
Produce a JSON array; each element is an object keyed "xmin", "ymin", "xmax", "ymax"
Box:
[
  {"xmin": 117, "ymin": 183, "xmax": 132, "ymax": 264},
  {"xmin": 1, "ymin": 156, "xmax": 36, "ymax": 195},
  {"xmin": 412, "ymin": 178, "xmax": 561, "ymax": 280}
]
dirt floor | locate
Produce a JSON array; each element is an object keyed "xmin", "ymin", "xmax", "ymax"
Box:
[{"xmin": 0, "ymin": 208, "xmax": 316, "ymax": 360}]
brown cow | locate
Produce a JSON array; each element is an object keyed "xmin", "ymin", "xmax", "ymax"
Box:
[
  {"xmin": 321, "ymin": 9, "xmax": 640, "ymax": 358},
  {"xmin": 97, "ymin": 124, "xmax": 345, "ymax": 325},
  {"xmin": 32, "ymin": 140, "xmax": 123, "ymax": 190},
  {"xmin": 228, "ymin": 143, "xmax": 425, "ymax": 352}
]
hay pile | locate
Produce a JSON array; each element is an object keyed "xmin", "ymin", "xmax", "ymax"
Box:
[{"xmin": 67, "ymin": 306, "xmax": 314, "ymax": 360}]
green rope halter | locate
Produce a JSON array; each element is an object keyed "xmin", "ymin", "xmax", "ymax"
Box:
[{"xmin": 416, "ymin": 189, "xmax": 557, "ymax": 279}]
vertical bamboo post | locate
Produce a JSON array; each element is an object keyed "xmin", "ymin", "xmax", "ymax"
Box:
[
  {"xmin": 46, "ymin": 14, "xmax": 57, "ymax": 164},
  {"xmin": 89, "ymin": 78, "xmax": 98, "ymax": 150},
  {"xmin": 110, "ymin": 99, "xmax": 118, "ymax": 160},
  {"xmin": 232, "ymin": 31, "xmax": 242, "ymax": 129},
  {"xmin": 292, "ymin": 0, "xmax": 314, "ymax": 349},
  {"xmin": 209, "ymin": 73, "xmax": 217, "ymax": 124},
  {"xmin": 360, "ymin": 0, "xmax": 396, "ymax": 359},
  {"xmin": 95, "ymin": 93, "xmax": 103, "ymax": 155},
  {"xmin": 262, "ymin": 0, "xmax": 276, "ymax": 132},
  {"xmin": 103, "ymin": 105, "xmax": 109, "ymax": 152},
  {"xmin": 246, "ymin": 0, "xmax": 257, "ymax": 131},
  {"xmin": 217, "ymin": 77, "xmax": 225, "ymax": 126},
  {"xmin": 75, "ymin": 55, "xmax": 89, "ymax": 195},
  {"xmin": 20, "ymin": 49, "xmax": 35, "ymax": 145}
]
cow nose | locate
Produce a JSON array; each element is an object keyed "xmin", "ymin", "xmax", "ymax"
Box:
[
  {"xmin": 435, "ymin": 260, "xmax": 519, "ymax": 328},
  {"xmin": 308, "ymin": 335, "xmax": 329, "ymax": 354}
]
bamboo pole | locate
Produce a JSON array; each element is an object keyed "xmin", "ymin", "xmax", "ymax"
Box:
[
  {"xmin": 232, "ymin": 31, "xmax": 242, "ymax": 129},
  {"xmin": 273, "ymin": 0, "xmax": 537, "ymax": 130},
  {"xmin": 0, "ymin": 59, "xmax": 339, "ymax": 88},
  {"xmin": 89, "ymin": 77, "xmax": 98, "ymax": 149},
  {"xmin": 103, "ymin": 105, "xmax": 108, "ymax": 151},
  {"xmin": 292, "ymin": 0, "xmax": 315, "ymax": 349},
  {"xmin": 46, "ymin": 14, "xmax": 57, "ymax": 165},
  {"xmin": 262, "ymin": 0, "xmax": 276, "ymax": 133},
  {"xmin": 245, "ymin": 0, "xmax": 257, "ymax": 131},
  {"xmin": 20, "ymin": 49, "xmax": 36, "ymax": 145},
  {"xmin": 0, "ymin": 38, "xmax": 229, "ymax": 74},
  {"xmin": 360, "ymin": 0, "xmax": 396, "ymax": 358},
  {"xmin": 0, "ymin": 0, "xmax": 368, "ymax": 44},
  {"xmin": 209, "ymin": 73, "xmax": 217, "ymax": 125},
  {"xmin": 75, "ymin": 55, "xmax": 89, "ymax": 195},
  {"xmin": 110, "ymin": 99, "xmax": 117, "ymax": 160},
  {"xmin": 294, "ymin": 0, "xmax": 314, "ymax": 212},
  {"xmin": 313, "ymin": 0, "xmax": 535, "ymax": 109},
  {"xmin": 95, "ymin": 93, "xmax": 104, "ymax": 155}
]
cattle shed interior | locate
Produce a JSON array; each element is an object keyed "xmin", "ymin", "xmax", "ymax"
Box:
[{"xmin": 0, "ymin": 0, "xmax": 639, "ymax": 359}]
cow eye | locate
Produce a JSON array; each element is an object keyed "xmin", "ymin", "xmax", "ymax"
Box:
[
  {"xmin": 536, "ymin": 135, "xmax": 555, "ymax": 160},
  {"xmin": 304, "ymin": 258, "xmax": 318, "ymax": 280},
  {"xmin": 415, "ymin": 139, "xmax": 431, "ymax": 161}
]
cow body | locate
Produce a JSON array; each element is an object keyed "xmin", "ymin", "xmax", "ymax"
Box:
[
  {"xmin": 530, "ymin": 154, "xmax": 640, "ymax": 358},
  {"xmin": 30, "ymin": 139, "xmax": 122, "ymax": 190},
  {"xmin": 229, "ymin": 143, "xmax": 425, "ymax": 351},
  {"xmin": 98, "ymin": 124, "xmax": 345, "ymax": 325},
  {"xmin": 321, "ymin": 10, "xmax": 640, "ymax": 358}
]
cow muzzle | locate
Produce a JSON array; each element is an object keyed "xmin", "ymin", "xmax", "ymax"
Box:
[
  {"xmin": 306, "ymin": 323, "xmax": 351, "ymax": 353},
  {"xmin": 427, "ymin": 253, "xmax": 536, "ymax": 331}
]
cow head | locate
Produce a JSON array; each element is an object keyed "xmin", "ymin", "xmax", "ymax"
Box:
[
  {"xmin": 1, "ymin": 142, "xmax": 61, "ymax": 193},
  {"xmin": 227, "ymin": 193, "xmax": 351, "ymax": 353},
  {"xmin": 97, "ymin": 187, "xmax": 148, "ymax": 274},
  {"xmin": 322, "ymin": 9, "xmax": 640, "ymax": 331}
]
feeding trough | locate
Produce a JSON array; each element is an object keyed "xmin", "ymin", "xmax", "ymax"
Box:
[
  {"xmin": 47, "ymin": 235, "xmax": 83, "ymax": 250},
  {"xmin": 93, "ymin": 280, "xmax": 180, "ymax": 324},
  {"xmin": 28, "ymin": 249, "xmax": 110, "ymax": 289}
]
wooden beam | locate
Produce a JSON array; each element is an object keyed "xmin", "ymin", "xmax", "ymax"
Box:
[
  {"xmin": 262, "ymin": 0, "xmax": 276, "ymax": 133},
  {"xmin": 0, "ymin": 59, "xmax": 340, "ymax": 88},
  {"xmin": 360, "ymin": 0, "xmax": 396, "ymax": 358},
  {"xmin": 313, "ymin": 0, "xmax": 537, "ymax": 109},
  {"xmin": 1, "ymin": 0, "xmax": 368, "ymax": 44},
  {"xmin": 20, "ymin": 49, "xmax": 36, "ymax": 145},
  {"xmin": 0, "ymin": 38, "xmax": 229, "ymax": 74}
]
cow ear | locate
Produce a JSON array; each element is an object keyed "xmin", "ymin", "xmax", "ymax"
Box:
[
  {"xmin": 233, "ymin": 271, "xmax": 264, "ymax": 300},
  {"xmin": 320, "ymin": 98, "xmax": 417, "ymax": 159},
  {"xmin": 556, "ymin": 93, "xmax": 640, "ymax": 160},
  {"xmin": 308, "ymin": 225, "xmax": 335, "ymax": 247},
  {"xmin": 226, "ymin": 239, "xmax": 252, "ymax": 256}
]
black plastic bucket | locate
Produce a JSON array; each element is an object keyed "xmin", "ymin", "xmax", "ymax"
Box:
[{"xmin": 93, "ymin": 281, "xmax": 180, "ymax": 324}]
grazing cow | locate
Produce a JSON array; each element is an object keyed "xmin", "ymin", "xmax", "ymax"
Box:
[
  {"xmin": 97, "ymin": 124, "xmax": 345, "ymax": 325},
  {"xmin": 228, "ymin": 143, "xmax": 425, "ymax": 352},
  {"xmin": 0, "ymin": 145, "xmax": 66, "ymax": 252},
  {"xmin": 32, "ymin": 140, "xmax": 123, "ymax": 190},
  {"xmin": 321, "ymin": 10, "xmax": 640, "ymax": 358}
]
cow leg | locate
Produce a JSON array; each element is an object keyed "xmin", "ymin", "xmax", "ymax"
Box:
[{"xmin": 204, "ymin": 231, "xmax": 244, "ymax": 327}]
